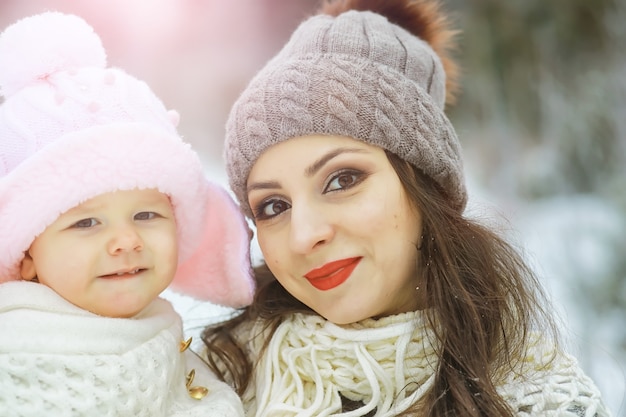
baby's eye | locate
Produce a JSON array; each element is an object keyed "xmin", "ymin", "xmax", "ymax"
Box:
[
  {"xmin": 325, "ymin": 170, "xmax": 362, "ymax": 192},
  {"xmin": 254, "ymin": 199, "xmax": 291, "ymax": 221},
  {"xmin": 134, "ymin": 212, "xmax": 158, "ymax": 221},
  {"xmin": 72, "ymin": 218, "xmax": 98, "ymax": 228}
]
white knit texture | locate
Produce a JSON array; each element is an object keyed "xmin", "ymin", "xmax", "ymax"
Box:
[
  {"xmin": 497, "ymin": 339, "xmax": 611, "ymax": 417},
  {"xmin": 246, "ymin": 312, "xmax": 436, "ymax": 417},
  {"xmin": 238, "ymin": 312, "xmax": 611, "ymax": 417},
  {"xmin": 0, "ymin": 281, "xmax": 244, "ymax": 417}
]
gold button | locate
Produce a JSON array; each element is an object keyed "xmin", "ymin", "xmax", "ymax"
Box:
[
  {"xmin": 188, "ymin": 386, "xmax": 209, "ymax": 400},
  {"xmin": 179, "ymin": 337, "xmax": 192, "ymax": 352}
]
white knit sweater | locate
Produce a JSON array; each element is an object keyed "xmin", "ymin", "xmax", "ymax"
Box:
[
  {"xmin": 232, "ymin": 312, "xmax": 610, "ymax": 417},
  {"xmin": 0, "ymin": 281, "xmax": 244, "ymax": 417}
]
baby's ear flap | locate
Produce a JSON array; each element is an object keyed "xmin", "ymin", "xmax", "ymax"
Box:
[
  {"xmin": 19, "ymin": 251, "xmax": 37, "ymax": 281},
  {"xmin": 171, "ymin": 181, "xmax": 255, "ymax": 308}
]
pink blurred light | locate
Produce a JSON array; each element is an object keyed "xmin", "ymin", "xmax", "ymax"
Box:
[{"xmin": 0, "ymin": 0, "xmax": 317, "ymax": 166}]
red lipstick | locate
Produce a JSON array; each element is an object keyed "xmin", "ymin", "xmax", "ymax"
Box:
[{"xmin": 304, "ymin": 257, "xmax": 361, "ymax": 291}]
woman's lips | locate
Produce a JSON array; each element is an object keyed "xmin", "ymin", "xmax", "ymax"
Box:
[{"xmin": 304, "ymin": 257, "xmax": 361, "ymax": 291}]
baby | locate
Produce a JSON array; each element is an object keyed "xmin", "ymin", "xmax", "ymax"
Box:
[{"xmin": 0, "ymin": 12, "xmax": 253, "ymax": 416}]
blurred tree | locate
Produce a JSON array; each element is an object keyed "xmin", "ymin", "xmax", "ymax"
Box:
[
  {"xmin": 444, "ymin": 1, "xmax": 626, "ymax": 411},
  {"xmin": 447, "ymin": 0, "xmax": 625, "ymax": 204}
]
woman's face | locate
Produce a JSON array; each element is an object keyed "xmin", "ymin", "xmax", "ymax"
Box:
[{"xmin": 247, "ymin": 135, "xmax": 425, "ymax": 324}]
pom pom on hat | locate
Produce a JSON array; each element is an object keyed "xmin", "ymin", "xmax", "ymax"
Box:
[
  {"xmin": 0, "ymin": 12, "xmax": 255, "ymax": 307},
  {"xmin": 0, "ymin": 12, "xmax": 106, "ymax": 97}
]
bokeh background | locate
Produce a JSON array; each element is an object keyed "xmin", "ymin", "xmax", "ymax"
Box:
[{"xmin": 2, "ymin": 1, "xmax": 624, "ymax": 414}]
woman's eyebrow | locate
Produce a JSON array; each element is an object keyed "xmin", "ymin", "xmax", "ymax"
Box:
[
  {"xmin": 247, "ymin": 147, "xmax": 368, "ymax": 193},
  {"xmin": 305, "ymin": 147, "xmax": 367, "ymax": 177},
  {"xmin": 247, "ymin": 180, "xmax": 281, "ymax": 193}
]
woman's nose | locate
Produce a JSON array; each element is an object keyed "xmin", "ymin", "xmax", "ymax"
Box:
[
  {"xmin": 107, "ymin": 225, "xmax": 144, "ymax": 254},
  {"xmin": 288, "ymin": 202, "xmax": 335, "ymax": 255}
]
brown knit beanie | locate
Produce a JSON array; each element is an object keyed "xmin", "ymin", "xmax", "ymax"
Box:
[{"xmin": 225, "ymin": 0, "xmax": 466, "ymax": 218}]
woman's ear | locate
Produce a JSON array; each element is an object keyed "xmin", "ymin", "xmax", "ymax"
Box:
[{"xmin": 19, "ymin": 251, "xmax": 37, "ymax": 281}]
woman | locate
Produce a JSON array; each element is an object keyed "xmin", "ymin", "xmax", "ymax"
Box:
[{"xmin": 202, "ymin": 0, "xmax": 611, "ymax": 415}]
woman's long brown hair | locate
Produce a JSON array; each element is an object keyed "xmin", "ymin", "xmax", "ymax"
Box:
[{"xmin": 202, "ymin": 150, "xmax": 558, "ymax": 416}]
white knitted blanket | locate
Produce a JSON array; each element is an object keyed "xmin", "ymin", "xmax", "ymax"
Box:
[
  {"xmin": 0, "ymin": 281, "xmax": 243, "ymax": 417},
  {"xmin": 240, "ymin": 312, "xmax": 611, "ymax": 417}
]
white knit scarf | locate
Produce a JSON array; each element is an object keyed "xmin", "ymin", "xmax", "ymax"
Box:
[
  {"xmin": 0, "ymin": 281, "xmax": 244, "ymax": 417},
  {"xmin": 245, "ymin": 312, "xmax": 611, "ymax": 417},
  {"xmin": 251, "ymin": 311, "xmax": 437, "ymax": 417}
]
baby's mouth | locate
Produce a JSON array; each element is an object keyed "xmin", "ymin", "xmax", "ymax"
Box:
[{"xmin": 99, "ymin": 268, "xmax": 146, "ymax": 279}]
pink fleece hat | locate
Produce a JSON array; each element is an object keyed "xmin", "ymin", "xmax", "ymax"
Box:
[{"xmin": 0, "ymin": 12, "xmax": 254, "ymax": 307}]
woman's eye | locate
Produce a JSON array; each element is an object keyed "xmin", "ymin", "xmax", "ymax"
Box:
[
  {"xmin": 325, "ymin": 170, "xmax": 362, "ymax": 192},
  {"xmin": 254, "ymin": 199, "xmax": 291, "ymax": 220},
  {"xmin": 134, "ymin": 211, "xmax": 158, "ymax": 221},
  {"xmin": 72, "ymin": 218, "xmax": 97, "ymax": 228}
]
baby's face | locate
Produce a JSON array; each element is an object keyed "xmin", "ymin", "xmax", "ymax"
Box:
[{"xmin": 20, "ymin": 189, "xmax": 178, "ymax": 318}]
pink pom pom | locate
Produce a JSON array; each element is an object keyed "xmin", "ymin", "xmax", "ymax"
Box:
[
  {"xmin": 0, "ymin": 12, "xmax": 106, "ymax": 97},
  {"xmin": 167, "ymin": 110, "xmax": 181, "ymax": 127}
]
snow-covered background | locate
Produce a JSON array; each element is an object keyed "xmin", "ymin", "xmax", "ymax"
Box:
[{"xmin": 2, "ymin": 1, "xmax": 624, "ymax": 414}]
